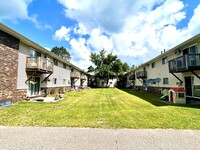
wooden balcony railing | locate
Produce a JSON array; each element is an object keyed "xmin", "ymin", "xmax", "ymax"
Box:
[
  {"xmin": 26, "ymin": 57, "xmax": 53, "ymax": 73},
  {"xmin": 169, "ymin": 54, "xmax": 200, "ymax": 73},
  {"xmin": 70, "ymin": 71, "xmax": 80, "ymax": 79},
  {"xmin": 136, "ymin": 71, "xmax": 147, "ymax": 78}
]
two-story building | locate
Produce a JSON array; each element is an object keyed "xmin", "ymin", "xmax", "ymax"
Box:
[
  {"xmin": 134, "ymin": 34, "xmax": 200, "ymax": 101},
  {"xmin": 0, "ymin": 23, "xmax": 88, "ymax": 103}
]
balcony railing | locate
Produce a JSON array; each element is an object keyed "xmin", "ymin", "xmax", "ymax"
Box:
[
  {"xmin": 80, "ymin": 75, "xmax": 87, "ymax": 80},
  {"xmin": 70, "ymin": 71, "xmax": 80, "ymax": 79},
  {"xmin": 129, "ymin": 75, "xmax": 135, "ymax": 80},
  {"xmin": 136, "ymin": 71, "xmax": 147, "ymax": 78},
  {"xmin": 26, "ymin": 57, "xmax": 53, "ymax": 73},
  {"xmin": 169, "ymin": 54, "xmax": 200, "ymax": 73}
]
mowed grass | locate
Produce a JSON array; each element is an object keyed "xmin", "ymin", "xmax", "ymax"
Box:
[{"xmin": 1, "ymin": 88, "xmax": 200, "ymax": 129}]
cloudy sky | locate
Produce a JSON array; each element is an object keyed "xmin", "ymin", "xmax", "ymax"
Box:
[{"xmin": 1, "ymin": 0, "xmax": 200, "ymax": 70}]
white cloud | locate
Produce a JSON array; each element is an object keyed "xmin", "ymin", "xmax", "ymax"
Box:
[
  {"xmin": 53, "ymin": 26, "xmax": 71, "ymax": 41},
  {"xmin": 0, "ymin": 0, "xmax": 52, "ymax": 30},
  {"xmin": 69, "ymin": 37, "xmax": 91, "ymax": 69},
  {"xmin": 188, "ymin": 4, "xmax": 200, "ymax": 36},
  {"xmin": 56, "ymin": 0, "xmax": 200, "ymax": 68},
  {"xmin": 87, "ymin": 28, "xmax": 113, "ymax": 52},
  {"xmin": 0, "ymin": 0, "xmax": 32, "ymax": 20},
  {"xmin": 73, "ymin": 23, "xmax": 88, "ymax": 35}
]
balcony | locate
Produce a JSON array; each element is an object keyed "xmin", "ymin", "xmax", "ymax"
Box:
[
  {"xmin": 80, "ymin": 75, "xmax": 87, "ymax": 80},
  {"xmin": 26, "ymin": 57, "xmax": 53, "ymax": 73},
  {"xmin": 169, "ymin": 54, "xmax": 200, "ymax": 73},
  {"xmin": 70, "ymin": 71, "xmax": 80, "ymax": 79},
  {"xmin": 136, "ymin": 71, "xmax": 147, "ymax": 79},
  {"xmin": 129, "ymin": 74, "xmax": 135, "ymax": 80}
]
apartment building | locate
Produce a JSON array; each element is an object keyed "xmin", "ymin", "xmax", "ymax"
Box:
[
  {"xmin": 134, "ymin": 34, "xmax": 200, "ymax": 100},
  {"xmin": 0, "ymin": 23, "xmax": 88, "ymax": 102}
]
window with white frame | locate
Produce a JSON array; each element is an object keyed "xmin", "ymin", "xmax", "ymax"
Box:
[
  {"xmin": 53, "ymin": 59, "xmax": 58, "ymax": 66},
  {"xmin": 163, "ymin": 78, "xmax": 169, "ymax": 84},
  {"xmin": 30, "ymin": 49, "xmax": 41, "ymax": 57},
  {"xmin": 162, "ymin": 57, "xmax": 168, "ymax": 64},
  {"xmin": 152, "ymin": 62, "xmax": 155, "ymax": 68},
  {"xmin": 63, "ymin": 64, "xmax": 66, "ymax": 69}
]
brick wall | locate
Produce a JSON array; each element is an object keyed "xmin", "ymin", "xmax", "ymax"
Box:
[{"xmin": 0, "ymin": 30, "xmax": 26, "ymax": 102}]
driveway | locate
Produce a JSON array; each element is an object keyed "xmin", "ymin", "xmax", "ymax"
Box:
[{"xmin": 1, "ymin": 126, "xmax": 200, "ymax": 150}]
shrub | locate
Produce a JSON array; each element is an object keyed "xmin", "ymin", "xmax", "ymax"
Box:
[
  {"xmin": 50, "ymin": 88, "xmax": 56, "ymax": 95},
  {"xmin": 58, "ymin": 87, "xmax": 64, "ymax": 94}
]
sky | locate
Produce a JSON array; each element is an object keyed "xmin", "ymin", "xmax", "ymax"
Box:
[{"xmin": 1, "ymin": 0, "xmax": 200, "ymax": 70}]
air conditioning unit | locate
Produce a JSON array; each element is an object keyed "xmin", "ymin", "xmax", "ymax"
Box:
[
  {"xmin": 174, "ymin": 49, "xmax": 181, "ymax": 55},
  {"xmin": 176, "ymin": 82, "xmax": 182, "ymax": 86}
]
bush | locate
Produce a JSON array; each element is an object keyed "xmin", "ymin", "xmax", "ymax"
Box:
[
  {"xmin": 50, "ymin": 88, "xmax": 56, "ymax": 95},
  {"xmin": 58, "ymin": 87, "xmax": 64, "ymax": 94}
]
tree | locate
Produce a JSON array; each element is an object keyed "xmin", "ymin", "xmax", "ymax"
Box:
[
  {"xmin": 131, "ymin": 64, "xmax": 135, "ymax": 70},
  {"xmin": 87, "ymin": 66, "xmax": 95, "ymax": 72},
  {"xmin": 122, "ymin": 62, "xmax": 130, "ymax": 72},
  {"xmin": 51, "ymin": 46, "xmax": 71, "ymax": 61},
  {"xmin": 90, "ymin": 49, "xmax": 124, "ymax": 87}
]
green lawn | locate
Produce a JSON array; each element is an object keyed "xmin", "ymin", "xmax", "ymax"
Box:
[{"xmin": 1, "ymin": 88, "xmax": 200, "ymax": 129}]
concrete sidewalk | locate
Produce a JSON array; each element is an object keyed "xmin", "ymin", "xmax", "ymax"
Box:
[{"xmin": 1, "ymin": 126, "xmax": 200, "ymax": 150}]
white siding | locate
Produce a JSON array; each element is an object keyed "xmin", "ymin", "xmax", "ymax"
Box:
[
  {"xmin": 17, "ymin": 43, "xmax": 29, "ymax": 89},
  {"xmin": 108, "ymin": 78, "xmax": 117, "ymax": 87},
  {"xmin": 44, "ymin": 61, "xmax": 71, "ymax": 88},
  {"xmin": 135, "ymin": 42, "xmax": 200, "ymax": 91},
  {"xmin": 74, "ymin": 69, "xmax": 81, "ymax": 87}
]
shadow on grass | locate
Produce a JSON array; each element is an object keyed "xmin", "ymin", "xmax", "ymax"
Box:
[
  {"xmin": 120, "ymin": 88, "xmax": 200, "ymax": 109},
  {"xmin": 120, "ymin": 89, "xmax": 167, "ymax": 107}
]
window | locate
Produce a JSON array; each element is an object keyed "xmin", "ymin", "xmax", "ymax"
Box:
[
  {"xmin": 189, "ymin": 45, "xmax": 197, "ymax": 54},
  {"xmin": 71, "ymin": 68, "xmax": 74, "ymax": 72},
  {"xmin": 152, "ymin": 62, "xmax": 155, "ymax": 68},
  {"xmin": 178, "ymin": 93, "xmax": 185, "ymax": 98},
  {"xmin": 63, "ymin": 64, "xmax": 66, "ymax": 69},
  {"xmin": 194, "ymin": 85, "xmax": 200, "ymax": 97},
  {"xmin": 163, "ymin": 78, "xmax": 169, "ymax": 84},
  {"xmin": 53, "ymin": 78, "xmax": 57, "ymax": 84},
  {"xmin": 63, "ymin": 79, "xmax": 66, "ymax": 85},
  {"xmin": 53, "ymin": 59, "xmax": 58, "ymax": 66},
  {"xmin": 30, "ymin": 49, "xmax": 41, "ymax": 57},
  {"xmin": 162, "ymin": 57, "xmax": 168, "ymax": 64}
]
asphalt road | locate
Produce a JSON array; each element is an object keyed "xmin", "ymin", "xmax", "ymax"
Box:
[{"xmin": 1, "ymin": 126, "xmax": 200, "ymax": 150}]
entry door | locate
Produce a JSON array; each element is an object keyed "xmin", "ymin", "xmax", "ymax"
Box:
[
  {"xmin": 71, "ymin": 79, "xmax": 74, "ymax": 88},
  {"xmin": 28, "ymin": 77, "xmax": 40, "ymax": 96},
  {"xmin": 185, "ymin": 76, "xmax": 192, "ymax": 96}
]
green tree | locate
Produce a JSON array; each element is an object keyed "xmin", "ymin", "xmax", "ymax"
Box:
[
  {"xmin": 122, "ymin": 62, "xmax": 130, "ymax": 72},
  {"xmin": 90, "ymin": 49, "xmax": 124, "ymax": 87},
  {"xmin": 87, "ymin": 66, "xmax": 95, "ymax": 72},
  {"xmin": 131, "ymin": 64, "xmax": 135, "ymax": 70},
  {"xmin": 51, "ymin": 46, "xmax": 70, "ymax": 60}
]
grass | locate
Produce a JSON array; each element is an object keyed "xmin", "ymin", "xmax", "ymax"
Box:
[{"xmin": 1, "ymin": 88, "xmax": 200, "ymax": 129}]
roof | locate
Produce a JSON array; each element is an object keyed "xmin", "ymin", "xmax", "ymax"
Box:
[
  {"xmin": 169, "ymin": 88, "xmax": 185, "ymax": 92},
  {"xmin": 134, "ymin": 33, "xmax": 200, "ymax": 71},
  {"xmin": 0, "ymin": 22, "xmax": 87, "ymax": 74}
]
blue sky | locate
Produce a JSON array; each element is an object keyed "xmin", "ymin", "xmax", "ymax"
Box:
[{"xmin": 1, "ymin": 0, "xmax": 200, "ymax": 70}]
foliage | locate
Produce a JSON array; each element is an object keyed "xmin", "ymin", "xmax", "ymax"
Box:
[
  {"xmin": 122, "ymin": 62, "xmax": 130, "ymax": 72},
  {"xmin": 131, "ymin": 64, "xmax": 135, "ymax": 69},
  {"xmin": 51, "ymin": 46, "xmax": 71, "ymax": 60},
  {"xmin": 90, "ymin": 49, "xmax": 125, "ymax": 86},
  {"xmin": 1, "ymin": 88, "xmax": 200, "ymax": 129},
  {"xmin": 58, "ymin": 87, "xmax": 64, "ymax": 94},
  {"xmin": 87, "ymin": 66, "xmax": 95, "ymax": 72},
  {"xmin": 50, "ymin": 87, "xmax": 56, "ymax": 95}
]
